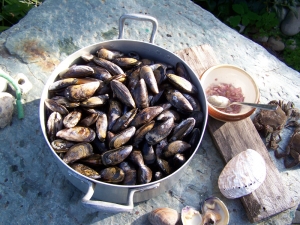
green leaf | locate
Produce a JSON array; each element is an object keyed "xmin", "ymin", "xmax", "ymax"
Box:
[
  {"xmin": 0, "ymin": 26, "xmax": 10, "ymax": 32},
  {"xmin": 232, "ymin": 4, "xmax": 244, "ymax": 15},
  {"xmin": 247, "ymin": 11, "xmax": 259, "ymax": 21},
  {"xmin": 227, "ymin": 15, "xmax": 241, "ymax": 27},
  {"xmin": 242, "ymin": 16, "xmax": 250, "ymax": 26}
]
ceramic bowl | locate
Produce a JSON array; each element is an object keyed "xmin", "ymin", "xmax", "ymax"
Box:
[{"xmin": 200, "ymin": 64, "xmax": 259, "ymax": 122}]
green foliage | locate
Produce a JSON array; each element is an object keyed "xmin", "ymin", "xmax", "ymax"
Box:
[
  {"xmin": 226, "ymin": 3, "xmax": 279, "ymax": 35},
  {"xmin": 283, "ymin": 46, "xmax": 300, "ymax": 71},
  {"xmin": 193, "ymin": 0, "xmax": 300, "ymax": 72},
  {"xmin": 0, "ymin": 0, "xmax": 41, "ymax": 32}
]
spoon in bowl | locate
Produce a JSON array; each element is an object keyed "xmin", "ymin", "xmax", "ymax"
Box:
[{"xmin": 207, "ymin": 95, "xmax": 278, "ymax": 111}]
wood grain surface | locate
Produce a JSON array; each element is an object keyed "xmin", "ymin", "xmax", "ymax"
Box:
[{"xmin": 175, "ymin": 45, "xmax": 296, "ymax": 223}]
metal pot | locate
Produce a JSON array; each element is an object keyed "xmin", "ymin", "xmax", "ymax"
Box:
[{"xmin": 39, "ymin": 14, "xmax": 208, "ymax": 213}]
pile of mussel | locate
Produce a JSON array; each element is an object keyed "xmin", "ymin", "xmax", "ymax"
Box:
[{"xmin": 45, "ymin": 48, "xmax": 204, "ymax": 185}]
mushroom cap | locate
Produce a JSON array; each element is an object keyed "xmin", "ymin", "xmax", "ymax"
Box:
[{"xmin": 218, "ymin": 149, "xmax": 266, "ymax": 199}]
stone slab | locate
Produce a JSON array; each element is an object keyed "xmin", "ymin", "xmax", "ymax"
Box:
[{"xmin": 0, "ymin": 0, "xmax": 300, "ymax": 224}]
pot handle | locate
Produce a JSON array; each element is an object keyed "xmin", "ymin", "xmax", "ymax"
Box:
[
  {"xmin": 70, "ymin": 171, "xmax": 160, "ymax": 213},
  {"xmin": 82, "ymin": 181, "xmax": 160, "ymax": 213},
  {"xmin": 118, "ymin": 13, "xmax": 158, "ymax": 44}
]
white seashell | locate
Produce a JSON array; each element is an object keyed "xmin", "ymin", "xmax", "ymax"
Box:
[
  {"xmin": 218, "ymin": 149, "xmax": 266, "ymax": 199},
  {"xmin": 181, "ymin": 206, "xmax": 202, "ymax": 225},
  {"xmin": 148, "ymin": 207, "xmax": 179, "ymax": 225}
]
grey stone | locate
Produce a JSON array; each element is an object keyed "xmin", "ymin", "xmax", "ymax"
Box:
[
  {"xmin": 0, "ymin": 0, "xmax": 299, "ymax": 225},
  {"xmin": 253, "ymin": 35, "xmax": 269, "ymax": 43},
  {"xmin": 267, "ymin": 36, "xmax": 285, "ymax": 51},
  {"xmin": 281, "ymin": 7, "xmax": 300, "ymax": 36},
  {"xmin": 0, "ymin": 92, "xmax": 15, "ymax": 128}
]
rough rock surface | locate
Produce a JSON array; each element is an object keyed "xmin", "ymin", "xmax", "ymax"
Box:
[
  {"xmin": 281, "ymin": 7, "xmax": 300, "ymax": 36},
  {"xmin": 0, "ymin": 0, "xmax": 299, "ymax": 225}
]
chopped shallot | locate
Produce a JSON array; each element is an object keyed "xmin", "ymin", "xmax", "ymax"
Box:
[{"xmin": 206, "ymin": 83, "xmax": 244, "ymax": 114}]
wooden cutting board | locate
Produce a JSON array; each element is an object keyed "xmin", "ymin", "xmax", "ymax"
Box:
[{"xmin": 175, "ymin": 45, "xmax": 296, "ymax": 223}]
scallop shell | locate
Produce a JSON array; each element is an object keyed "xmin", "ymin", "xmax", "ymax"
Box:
[{"xmin": 218, "ymin": 149, "xmax": 266, "ymax": 199}]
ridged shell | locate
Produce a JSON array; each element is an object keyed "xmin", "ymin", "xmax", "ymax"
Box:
[
  {"xmin": 148, "ymin": 207, "xmax": 179, "ymax": 225},
  {"xmin": 218, "ymin": 149, "xmax": 266, "ymax": 199}
]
